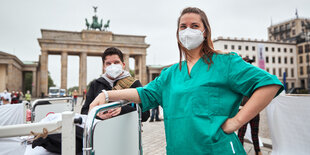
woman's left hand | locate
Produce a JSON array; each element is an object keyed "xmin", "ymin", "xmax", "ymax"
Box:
[
  {"xmin": 221, "ymin": 118, "xmax": 242, "ymax": 134},
  {"xmin": 89, "ymin": 92, "xmax": 107, "ymax": 113}
]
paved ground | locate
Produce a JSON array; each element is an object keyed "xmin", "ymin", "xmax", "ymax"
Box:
[{"xmin": 259, "ymin": 109, "xmax": 271, "ymax": 139}]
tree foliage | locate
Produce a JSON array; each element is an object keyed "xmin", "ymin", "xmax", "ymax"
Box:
[
  {"xmin": 129, "ymin": 69, "xmax": 135, "ymax": 77},
  {"xmin": 23, "ymin": 72, "xmax": 32, "ymax": 93},
  {"xmin": 67, "ymin": 86, "xmax": 79, "ymax": 95},
  {"xmin": 48, "ymin": 71, "xmax": 56, "ymax": 88}
]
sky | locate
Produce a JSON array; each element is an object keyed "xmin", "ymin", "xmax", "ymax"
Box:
[{"xmin": 0, "ymin": 0, "xmax": 309, "ymax": 89}]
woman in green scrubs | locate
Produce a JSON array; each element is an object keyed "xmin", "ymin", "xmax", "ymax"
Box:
[{"xmin": 90, "ymin": 7, "xmax": 283, "ymax": 155}]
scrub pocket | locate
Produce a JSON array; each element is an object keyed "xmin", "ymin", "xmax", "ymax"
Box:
[
  {"xmin": 209, "ymin": 128, "xmax": 246, "ymax": 155},
  {"xmin": 192, "ymin": 85, "xmax": 220, "ymax": 116}
]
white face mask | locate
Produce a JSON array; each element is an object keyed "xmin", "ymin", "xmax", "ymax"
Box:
[
  {"xmin": 105, "ymin": 64, "xmax": 124, "ymax": 79},
  {"xmin": 179, "ymin": 27, "xmax": 205, "ymax": 50}
]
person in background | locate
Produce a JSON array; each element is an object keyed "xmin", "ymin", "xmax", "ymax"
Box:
[
  {"xmin": 83, "ymin": 89, "xmax": 87, "ymax": 100},
  {"xmin": 238, "ymin": 56, "xmax": 262, "ymax": 155},
  {"xmin": 25, "ymin": 90, "xmax": 32, "ymax": 107},
  {"xmin": 25, "ymin": 90, "xmax": 31, "ymax": 102},
  {"xmin": 11, "ymin": 90, "xmax": 18, "ymax": 104},
  {"xmin": 18, "ymin": 90, "xmax": 24, "ymax": 103},
  {"xmin": 149, "ymin": 106, "xmax": 161, "ymax": 122},
  {"xmin": 81, "ymin": 47, "xmax": 149, "ymax": 121},
  {"xmin": 72, "ymin": 89, "xmax": 78, "ymax": 105},
  {"xmin": 89, "ymin": 7, "xmax": 283, "ymax": 154},
  {"xmin": 1, "ymin": 89, "xmax": 11, "ymax": 105}
]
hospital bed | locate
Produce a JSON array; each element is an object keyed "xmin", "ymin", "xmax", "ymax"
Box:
[
  {"xmin": 31, "ymin": 97, "xmax": 74, "ymax": 122},
  {"xmin": 0, "ymin": 100, "xmax": 142, "ymax": 155}
]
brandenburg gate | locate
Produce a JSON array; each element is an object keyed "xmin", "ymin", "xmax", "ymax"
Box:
[{"xmin": 37, "ymin": 29, "xmax": 149, "ymax": 96}]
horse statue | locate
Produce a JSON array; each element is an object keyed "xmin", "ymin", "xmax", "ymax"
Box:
[
  {"xmin": 85, "ymin": 18, "xmax": 90, "ymax": 30},
  {"xmin": 84, "ymin": 6, "xmax": 107, "ymax": 31},
  {"xmin": 104, "ymin": 20, "xmax": 110, "ymax": 31},
  {"xmin": 90, "ymin": 15, "xmax": 103, "ymax": 31}
]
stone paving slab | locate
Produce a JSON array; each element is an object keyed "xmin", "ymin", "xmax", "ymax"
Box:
[{"xmin": 142, "ymin": 120, "xmax": 166, "ymax": 155}]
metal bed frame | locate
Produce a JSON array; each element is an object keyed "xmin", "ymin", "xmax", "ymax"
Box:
[{"xmin": 83, "ymin": 100, "xmax": 142, "ymax": 155}]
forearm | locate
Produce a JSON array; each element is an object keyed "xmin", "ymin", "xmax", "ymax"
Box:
[
  {"xmin": 108, "ymin": 88, "xmax": 141, "ymax": 103},
  {"xmin": 234, "ymin": 85, "xmax": 281, "ymax": 127},
  {"xmin": 89, "ymin": 88, "xmax": 141, "ymax": 112}
]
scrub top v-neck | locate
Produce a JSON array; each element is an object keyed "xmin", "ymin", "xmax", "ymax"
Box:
[
  {"xmin": 184, "ymin": 57, "xmax": 202, "ymax": 80},
  {"xmin": 137, "ymin": 52, "xmax": 283, "ymax": 155}
]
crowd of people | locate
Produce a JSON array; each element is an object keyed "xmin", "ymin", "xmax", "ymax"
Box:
[{"xmin": 0, "ymin": 89, "xmax": 32, "ymax": 105}]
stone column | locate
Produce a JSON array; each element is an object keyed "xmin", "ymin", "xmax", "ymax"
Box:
[
  {"xmin": 148, "ymin": 70, "xmax": 153, "ymax": 84},
  {"xmin": 7, "ymin": 64, "xmax": 13, "ymax": 91},
  {"xmin": 79, "ymin": 52, "xmax": 87, "ymax": 95},
  {"xmin": 124, "ymin": 54, "xmax": 130, "ymax": 71},
  {"xmin": 134, "ymin": 56, "xmax": 140, "ymax": 80},
  {"xmin": 32, "ymin": 71, "xmax": 36, "ymax": 97},
  {"xmin": 36, "ymin": 69, "xmax": 41, "ymax": 97},
  {"xmin": 141, "ymin": 54, "xmax": 147, "ymax": 85},
  {"xmin": 61, "ymin": 52, "xmax": 68, "ymax": 90},
  {"xmin": 138, "ymin": 56, "xmax": 143, "ymax": 84},
  {"xmin": 40, "ymin": 50, "xmax": 48, "ymax": 97}
]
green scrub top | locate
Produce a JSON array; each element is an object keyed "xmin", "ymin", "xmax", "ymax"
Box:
[{"xmin": 137, "ymin": 52, "xmax": 283, "ymax": 155}]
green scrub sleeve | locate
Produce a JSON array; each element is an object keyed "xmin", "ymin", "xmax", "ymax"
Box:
[
  {"xmin": 136, "ymin": 69, "xmax": 166, "ymax": 112},
  {"xmin": 228, "ymin": 52, "xmax": 284, "ymax": 98}
]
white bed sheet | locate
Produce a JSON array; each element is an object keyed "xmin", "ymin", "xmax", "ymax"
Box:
[
  {"xmin": 267, "ymin": 95, "xmax": 310, "ymax": 155},
  {"xmin": 24, "ymin": 144, "xmax": 58, "ymax": 155},
  {"xmin": 0, "ymin": 137, "xmax": 26, "ymax": 155},
  {"xmin": 0, "ymin": 137, "xmax": 59, "ymax": 155},
  {"xmin": 0, "ymin": 103, "xmax": 24, "ymax": 126}
]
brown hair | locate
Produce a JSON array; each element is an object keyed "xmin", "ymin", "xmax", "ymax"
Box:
[
  {"xmin": 177, "ymin": 7, "xmax": 219, "ymax": 70},
  {"xmin": 102, "ymin": 47, "xmax": 124, "ymax": 64}
]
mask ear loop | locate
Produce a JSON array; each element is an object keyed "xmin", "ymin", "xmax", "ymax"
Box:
[
  {"xmin": 201, "ymin": 29, "xmax": 206, "ymax": 36},
  {"xmin": 202, "ymin": 29, "xmax": 207, "ymax": 40}
]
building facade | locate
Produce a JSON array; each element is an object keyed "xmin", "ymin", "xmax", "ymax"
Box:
[
  {"xmin": 268, "ymin": 17, "xmax": 310, "ymax": 90},
  {"xmin": 0, "ymin": 51, "xmax": 38, "ymax": 96},
  {"xmin": 268, "ymin": 18, "xmax": 310, "ymax": 43},
  {"xmin": 297, "ymin": 42, "xmax": 310, "ymax": 89}
]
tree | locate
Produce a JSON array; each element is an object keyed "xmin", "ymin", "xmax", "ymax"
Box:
[
  {"xmin": 67, "ymin": 86, "xmax": 79, "ymax": 95},
  {"xmin": 129, "ymin": 69, "xmax": 135, "ymax": 77},
  {"xmin": 23, "ymin": 72, "xmax": 33, "ymax": 93},
  {"xmin": 48, "ymin": 71, "xmax": 56, "ymax": 88}
]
